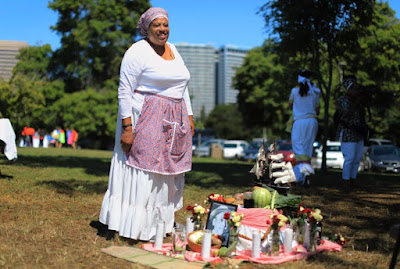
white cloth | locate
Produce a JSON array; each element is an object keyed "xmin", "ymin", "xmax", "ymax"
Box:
[
  {"xmin": 0, "ymin": 118, "xmax": 17, "ymax": 160},
  {"xmin": 291, "ymin": 118, "xmax": 318, "ymax": 158},
  {"xmin": 289, "ymin": 87, "xmax": 320, "ymax": 121},
  {"xmin": 118, "ymin": 40, "xmax": 192, "ymax": 119},
  {"xmin": 43, "ymin": 136, "xmax": 49, "ymax": 148},
  {"xmin": 99, "ymin": 109, "xmax": 185, "ymax": 241}
]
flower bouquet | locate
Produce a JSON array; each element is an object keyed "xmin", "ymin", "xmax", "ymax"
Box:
[
  {"xmin": 267, "ymin": 210, "xmax": 288, "ymax": 255},
  {"xmin": 293, "ymin": 204, "xmax": 323, "ymax": 251},
  {"xmin": 186, "ymin": 204, "xmax": 209, "ymax": 231}
]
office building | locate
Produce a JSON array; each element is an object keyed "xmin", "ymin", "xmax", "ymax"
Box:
[
  {"xmin": 175, "ymin": 43, "xmax": 218, "ymax": 120},
  {"xmin": 217, "ymin": 46, "xmax": 248, "ymax": 105},
  {"xmin": 0, "ymin": 40, "xmax": 29, "ymax": 81}
]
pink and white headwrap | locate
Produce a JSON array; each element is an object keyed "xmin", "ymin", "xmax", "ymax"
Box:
[{"xmin": 137, "ymin": 7, "xmax": 169, "ymax": 37}]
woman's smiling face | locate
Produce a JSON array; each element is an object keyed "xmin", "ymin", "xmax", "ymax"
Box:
[{"xmin": 147, "ymin": 17, "xmax": 169, "ymax": 46}]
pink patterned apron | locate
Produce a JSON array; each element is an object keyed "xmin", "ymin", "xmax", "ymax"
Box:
[{"xmin": 126, "ymin": 93, "xmax": 192, "ymax": 175}]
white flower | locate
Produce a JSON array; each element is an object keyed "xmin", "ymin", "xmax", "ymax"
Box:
[{"xmin": 194, "ymin": 205, "xmax": 205, "ymax": 214}]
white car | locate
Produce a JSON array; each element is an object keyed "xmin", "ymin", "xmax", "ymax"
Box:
[
  {"xmin": 223, "ymin": 140, "xmax": 249, "ymax": 159},
  {"xmin": 314, "ymin": 141, "xmax": 344, "ymax": 169},
  {"xmin": 193, "ymin": 139, "xmax": 225, "ymax": 157}
]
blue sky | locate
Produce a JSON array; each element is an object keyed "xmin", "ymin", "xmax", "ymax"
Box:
[{"xmin": 1, "ymin": 0, "xmax": 399, "ymax": 50}]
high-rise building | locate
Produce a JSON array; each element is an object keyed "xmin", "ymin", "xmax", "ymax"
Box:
[
  {"xmin": 217, "ymin": 46, "xmax": 248, "ymax": 105},
  {"xmin": 175, "ymin": 43, "xmax": 218, "ymax": 120},
  {"xmin": 0, "ymin": 40, "xmax": 29, "ymax": 81}
]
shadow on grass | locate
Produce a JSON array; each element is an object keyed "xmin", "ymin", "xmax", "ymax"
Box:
[
  {"xmin": 10, "ymin": 155, "xmax": 110, "ymax": 176},
  {"xmin": 0, "ymin": 173, "xmax": 13, "ymax": 179},
  {"xmin": 89, "ymin": 220, "xmax": 116, "ymax": 240},
  {"xmin": 186, "ymin": 161, "xmax": 255, "ymax": 188},
  {"xmin": 37, "ymin": 178, "xmax": 108, "ymax": 195}
]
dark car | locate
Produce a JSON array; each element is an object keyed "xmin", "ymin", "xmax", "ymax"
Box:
[
  {"xmin": 366, "ymin": 145, "xmax": 400, "ymax": 173},
  {"xmin": 270, "ymin": 142, "xmax": 296, "ymax": 166},
  {"xmin": 243, "ymin": 141, "xmax": 266, "ymax": 161}
]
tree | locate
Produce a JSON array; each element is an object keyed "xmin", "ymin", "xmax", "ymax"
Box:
[
  {"xmin": 343, "ymin": 2, "xmax": 400, "ymax": 144},
  {"xmin": 12, "ymin": 45, "xmax": 53, "ymax": 80},
  {"xmin": 260, "ymin": 0, "xmax": 375, "ymax": 171},
  {"xmin": 233, "ymin": 41, "xmax": 291, "ymax": 140},
  {"xmin": 48, "ymin": 0, "xmax": 151, "ymax": 92},
  {"xmin": 205, "ymin": 104, "xmax": 253, "ymax": 140},
  {"xmin": 48, "ymin": 88, "xmax": 117, "ymax": 149}
]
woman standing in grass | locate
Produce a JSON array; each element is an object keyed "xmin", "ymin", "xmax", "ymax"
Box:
[
  {"xmin": 99, "ymin": 7, "xmax": 194, "ymax": 241},
  {"xmin": 289, "ymin": 70, "xmax": 320, "ymax": 186},
  {"xmin": 336, "ymin": 75, "xmax": 368, "ymax": 190}
]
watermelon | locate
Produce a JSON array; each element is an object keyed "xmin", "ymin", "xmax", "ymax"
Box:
[{"xmin": 253, "ymin": 187, "xmax": 271, "ymax": 208}]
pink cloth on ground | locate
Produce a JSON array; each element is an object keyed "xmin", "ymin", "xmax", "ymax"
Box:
[
  {"xmin": 142, "ymin": 243, "xmax": 173, "ymax": 253},
  {"xmin": 184, "ymin": 251, "xmax": 224, "ymax": 263},
  {"xmin": 142, "ymin": 240, "xmax": 341, "ymax": 265},
  {"xmin": 237, "ymin": 208, "xmax": 278, "ymax": 230},
  {"xmin": 234, "ymin": 240, "xmax": 342, "ymax": 265}
]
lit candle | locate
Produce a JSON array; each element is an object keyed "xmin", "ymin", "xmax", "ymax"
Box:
[
  {"xmin": 186, "ymin": 216, "xmax": 194, "ymax": 236},
  {"xmin": 201, "ymin": 229, "xmax": 212, "ymax": 259},
  {"xmin": 154, "ymin": 221, "xmax": 164, "ymax": 250},
  {"xmin": 284, "ymin": 226, "xmax": 293, "ymax": 253},
  {"xmin": 252, "ymin": 230, "xmax": 261, "ymax": 258}
]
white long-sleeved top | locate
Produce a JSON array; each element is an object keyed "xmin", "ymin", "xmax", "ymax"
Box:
[
  {"xmin": 289, "ymin": 86, "xmax": 320, "ymax": 121},
  {"xmin": 118, "ymin": 40, "xmax": 192, "ymax": 119}
]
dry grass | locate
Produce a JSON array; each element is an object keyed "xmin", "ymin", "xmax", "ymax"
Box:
[{"xmin": 0, "ymin": 147, "xmax": 399, "ymax": 268}]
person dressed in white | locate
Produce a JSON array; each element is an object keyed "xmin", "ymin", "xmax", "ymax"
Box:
[
  {"xmin": 289, "ymin": 70, "xmax": 320, "ymax": 186},
  {"xmin": 99, "ymin": 7, "xmax": 195, "ymax": 241}
]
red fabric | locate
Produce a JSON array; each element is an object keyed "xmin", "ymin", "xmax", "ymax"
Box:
[
  {"xmin": 71, "ymin": 130, "xmax": 78, "ymax": 142},
  {"xmin": 26, "ymin": 127, "xmax": 35, "ymax": 135},
  {"xmin": 21, "ymin": 127, "xmax": 35, "ymax": 136}
]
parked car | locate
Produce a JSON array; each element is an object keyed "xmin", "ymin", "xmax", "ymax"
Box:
[
  {"xmin": 367, "ymin": 138, "xmax": 393, "ymax": 146},
  {"xmin": 193, "ymin": 139, "xmax": 225, "ymax": 157},
  {"xmin": 223, "ymin": 140, "xmax": 249, "ymax": 159},
  {"xmin": 365, "ymin": 145, "xmax": 400, "ymax": 173},
  {"xmin": 243, "ymin": 140, "xmax": 267, "ymax": 161},
  {"xmin": 270, "ymin": 142, "xmax": 296, "ymax": 166},
  {"xmin": 314, "ymin": 141, "xmax": 344, "ymax": 169}
]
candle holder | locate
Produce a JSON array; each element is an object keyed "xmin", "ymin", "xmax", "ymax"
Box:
[{"xmin": 172, "ymin": 227, "xmax": 186, "ymax": 255}]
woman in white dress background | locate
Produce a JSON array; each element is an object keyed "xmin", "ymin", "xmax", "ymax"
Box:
[{"xmin": 289, "ymin": 70, "xmax": 320, "ymax": 186}]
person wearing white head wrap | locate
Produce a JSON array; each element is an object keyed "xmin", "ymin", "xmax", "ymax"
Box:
[
  {"xmin": 99, "ymin": 7, "xmax": 195, "ymax": 242},
  {"xmin": 289, "ymin": 70, "xmax": 320, "ymax": 186}
]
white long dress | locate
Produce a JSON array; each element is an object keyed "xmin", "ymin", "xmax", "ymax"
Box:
[{"xmin": 99, "ymin": 40, "xmax": 192, "ymax": 241}]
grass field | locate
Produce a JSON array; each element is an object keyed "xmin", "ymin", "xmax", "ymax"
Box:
[{"xmin": 0, "ymin": 147, "xmax": 399, "ymax": 268}]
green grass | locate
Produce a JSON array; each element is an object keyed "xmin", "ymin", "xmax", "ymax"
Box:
[{"xmin": 0, "ymin": 147, "xmax": 399, "ymax": 268}]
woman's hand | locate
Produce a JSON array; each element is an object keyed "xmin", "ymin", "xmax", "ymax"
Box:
[
  {"xmin": 189, "ymin": 115, "xmax": 195, "ymax": 137},
  {"xmin": 120, "ymin": 117, "xmax": 133, "ymax": 153},
  {"xmin": 120, "ymin": 127, "xmax": 133, "ymax": 153}
]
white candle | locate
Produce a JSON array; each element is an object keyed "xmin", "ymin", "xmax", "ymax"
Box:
[
  {"xmin": 154, "ymin": 221, "xmax": 164, "ymax": 250},
  {"xmin": 252, "ymin": 230, "xmax": 261, "ymax": 258},
  {"xmin": 303, "ymin": 221, "xmax": 310, "ymax": 250},
  {"xmin": 284, "ymin": 227, "xmax": 293, "ymax": 253},
  {"xmin": 201, "ymin": 229, "xmax": 212, "ymax": 259},
  {"xmin": 186, "ymin": 216, "xmax": 194, "ymax": 236}
]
